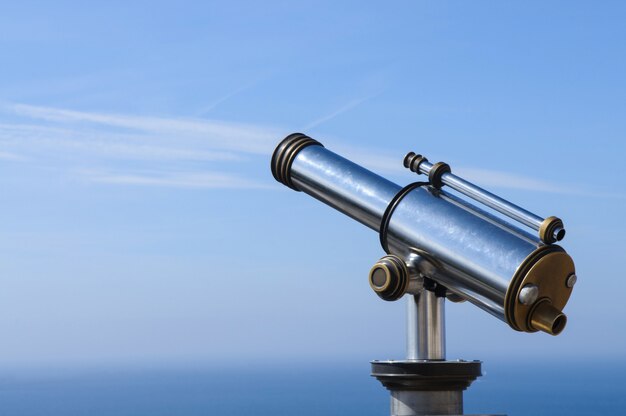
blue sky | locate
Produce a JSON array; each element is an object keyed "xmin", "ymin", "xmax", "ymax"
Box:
[{"xmin": 0, "ymin": 1, "xmax": 625, "ymax": 368}]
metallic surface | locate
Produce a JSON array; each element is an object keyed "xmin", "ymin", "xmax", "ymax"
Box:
[
  {"xmin": 518, "ymin": 284, "xmax": 539, "ymax": 306},
  {"xmin": 385, "ymin": 186, "xmax": 541, "ymax": 323},
  {"xmin": 529, "ymin": 299, "xmax": 567, "ymax": 335},
  {"xmin": 372, "ymin": 360, "xmax": 482, "ymax": 415},
  {"xmin": 416, "ymin": 291, "xmax": 446, "ymax": 360},
  {"xmin": 538, "ymin": 216, "xmax": 566, "ymax": 244},
  {"xmin": 406, "ymin": 155, "xmax": 564, "ymax": 244},
  {"xmin": 390, "ymin": 390, "xmax": 462, "ymax": 416},
  {"xmin": 290, "ymin": 144, "xmax": 400, "ymax": 230},
  {"xmin": 507, "ymin": 249, "xmax": 574, "ymax": 334},
  {"xmin": 406, "ymin": 295, "xmax": 419, "ymax": 361},
  {"xmin": 279, "ymin": 138, "xmax": 575, "ymax": 334},
  {"xmin": 566, "ymin": 273, "xmax": 578, "ymax": 288},
  {"xmin": 370, "ymin": 255, "xmax": 410, "ymax": 301},
  {"xmin": 271, "ymin": 133, "xmax": 323, "ymax": 190}
]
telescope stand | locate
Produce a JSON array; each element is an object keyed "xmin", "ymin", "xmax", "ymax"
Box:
[{"xmin": 371, "ymin": 291, "xmax": 500, "ymax": 416}]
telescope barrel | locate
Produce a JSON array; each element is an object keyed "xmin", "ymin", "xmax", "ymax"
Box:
[
  {"xmin": 272, "ymin": 133, "xmax": 576, "ymax": 335},
  {"xmin": 272, "ymin": 134, "xmax": 401, "ymax": 231}
]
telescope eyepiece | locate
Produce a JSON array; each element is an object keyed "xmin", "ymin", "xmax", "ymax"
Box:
[{"xmin": 529, "ymin": 299, "xmax": 567, "ymax": 336}]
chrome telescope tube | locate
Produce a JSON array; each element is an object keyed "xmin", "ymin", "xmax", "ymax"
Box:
[{"xmin": 271, "ymin": 133, "xmax": 576, "ymax": 335}]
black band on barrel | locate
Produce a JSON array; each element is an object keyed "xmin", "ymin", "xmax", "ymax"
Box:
[
  {"xmin": 379, "ymin": 181, "xmax": 430, "ymax": 254},
  {"xmin": 428, "ymin": 162, "xmax": 451, "ymax": 189},
  {"xmin": 271, "ymin": 133, "xmax": 323, "ymax": 191}
]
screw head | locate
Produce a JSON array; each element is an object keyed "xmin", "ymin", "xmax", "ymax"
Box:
[
  {"xmin": 566, "ymin": 273, "xmax": 577, "ymax": 288},
  {"xmin": 519, "ymin": 284, "xmax": 539, "ymax": 305}
]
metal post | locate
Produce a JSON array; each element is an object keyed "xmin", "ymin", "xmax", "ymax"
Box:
[
  {"xmin": 390, "ymin": 390, "xmax": 463, "ymax": 416},
  {"xmin": 406, "ymin": 294, "xmax": 419, "ymax": 360},
  {"xmin": 407, "ymin": 291, "xmax": 446, "ymax": 361},
  {"xmin": 417, "ymin": 290, "xmax": 445, "ymax": 360}
]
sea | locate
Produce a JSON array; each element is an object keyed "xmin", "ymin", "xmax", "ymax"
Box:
[{"xmin": 0, "ymin": 360, "xmax": 623, "ymax": 415}]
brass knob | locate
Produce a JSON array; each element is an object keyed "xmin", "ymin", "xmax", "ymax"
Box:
[{"xmin": 369, "ymin": 255, "xmax": 409, "ymax": 301}]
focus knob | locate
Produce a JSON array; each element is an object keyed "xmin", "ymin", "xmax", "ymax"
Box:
[{"xmin": 369, "ymin": 255, "xmax": 409, "ymax": 301}]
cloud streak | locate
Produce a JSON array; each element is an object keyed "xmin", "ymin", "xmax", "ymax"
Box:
[
  {"xmin": 0, "ymin": 150, "xmax": 24, "ymax": 161},
  {"xmin": 2, "ymin": 101, "xmax": 614, "ymax": 198},
  {"xmin": 0, "ymin": 103, "xmax": 284, "ymax": 189},
  {"xmin": 0, "ymin": 122, "xmax": 243, "ymax": 162},
  {"xmin": 194, "ymin": 79, "xmax": 261, "ymax": 117},
  {"xmin": 83, "ymin": 170, "xmax": 272, "ymax": 190},
  {"xmin": 6, "ymin": 103, "xmax": 280, "ymax": 155},
  {"xmin": 302, "ymin": 95, "xmax": 378, "ymax": 130}
]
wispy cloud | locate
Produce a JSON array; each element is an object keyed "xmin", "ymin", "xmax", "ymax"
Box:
[
  {"xmin": 0, "ymin": 102, "xmax": 282, "ymax": 190},
  {"xmin": 6, "ymin": 103, "xmax": 280, "ymax": 155},
  {"xmin": 1, "ymin": 101, "xmax": 616, "ymax": 198},
  {"xmin": 0, "ymin": 150, "xmax": 24, "ymax": 161},
  {"xmin": 302, "ymin": 94, "xmax": 378, "ymax": 130},
  {"xmin": 83, "ymin": 170, "xmax": 272, "ymax": 190},
  {"xmin": 0, "ymin": 123, "xmax": 242, "ymax": 162},
  {"xmin": 194, "ymin": 80, "xmax": 261, "ymax": 117}
]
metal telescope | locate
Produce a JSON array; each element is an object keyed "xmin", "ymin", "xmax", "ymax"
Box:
[{"xmin": 271, "ymin": 132, "xmax": 577, "ymax": 415}]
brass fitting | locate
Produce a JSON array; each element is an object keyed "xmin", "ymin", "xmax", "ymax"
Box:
[
  {"xmin": 528, "ymin": 299, "xmax": 567, "ymax": 335},
  {"xmin": 369, "ymin": 255, "xmax": 410, "ymax": 301},
  {"xmin": 505, "ymin": 246, "xmax": 575, "ymax": 335},
  {"xmin": 539, "ymin": 216, "xmax": 565, "ymax": 244}
]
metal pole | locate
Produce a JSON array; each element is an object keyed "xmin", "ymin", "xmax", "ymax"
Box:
[
  {"xmin": 417, "ymin": 290, "xmax": 446, "ymax": 360},
  {"xmin": 406, "ymin": 294, "xmax": 419, "ymax": 360},
  {"xmin": 407, "ymin": 291, "xmax": 446, "ymax": 361}
]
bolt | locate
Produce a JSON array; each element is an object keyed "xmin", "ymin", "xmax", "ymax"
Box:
[
  {"xmin": 566, "ymin": 273, "xmax": 577, "ymax": 288},
  {"xmin": 519, "ymin": 284, "xmax": 539, "ymax": 305}
]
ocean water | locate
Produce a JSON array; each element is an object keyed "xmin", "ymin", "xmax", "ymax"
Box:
[{"xmin": 0, "ymin": 360, "xmax": 624, "ymax": 415}]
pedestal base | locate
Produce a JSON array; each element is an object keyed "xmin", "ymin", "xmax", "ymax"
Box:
[{"xmin": 371, "ymin": 360, "xmax": 485, "ymax": 416}]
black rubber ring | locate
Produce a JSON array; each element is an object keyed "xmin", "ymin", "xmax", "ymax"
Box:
[
  {"xmin": 379, "ymin": 181, "xmax": 430, "ymax": 253},
  {"xmin": 428, "ymin": 162, "xmax": 451, "ymax": 189},
  {"xmin": 270, "ymin": 133, "xmax": 323, "ymax": 190}
]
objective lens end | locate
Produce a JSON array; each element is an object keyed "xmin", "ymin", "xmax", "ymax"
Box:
[{"xmin": 271, "ymin": 133, "xmax": 323, "ymax": 191}]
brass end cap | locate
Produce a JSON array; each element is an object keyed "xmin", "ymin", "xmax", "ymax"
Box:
[
  {"xmin": 369, "ymin": 255, "xmax": 409, "ymax": 301},
  {"xmin": 270, "ymin": 133, "xmax": 323, "ymax": 191},
  {"xmin": 505, "ymin": 246, "xmax": 575, "ymax": 335},
  {"xmin": 539, "ymin": 216, "xmax": 565, "ymax": 244},
  {"xmin": 528, "ymin": 299, "xmax": 567, "ymax": 336}
]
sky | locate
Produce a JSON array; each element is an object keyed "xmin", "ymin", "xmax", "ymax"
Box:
[{"xmin": 0, "ymin": 1, "xmax": 625, "ymax": 369}]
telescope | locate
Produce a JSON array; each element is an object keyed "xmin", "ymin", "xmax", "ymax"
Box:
[{"xmin": 271, "ymin": 133, "xmax": 577, "ymax": 415}]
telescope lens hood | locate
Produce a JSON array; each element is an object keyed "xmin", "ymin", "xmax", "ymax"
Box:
[{"xmin": 271, "ymin": 133, "xmax": 323, "ymax": 191}]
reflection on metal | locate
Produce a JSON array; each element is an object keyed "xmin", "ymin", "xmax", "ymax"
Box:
[
  {"xmin": 391, "ymin": 390, "xmax": 462, "ymax": 416},
  {"xmin": 566, "ymin": 273, "xmax": 578, "ymax": 288},
  {"xmin": 416, "ymin": 291, "xmax": 445, "ymax": 360},
  {"xmin": 403, "ymin": 151, "xmax": 565, "ymax": 244},
  {"xmin": 271, "ymin": 133, "xmax": 576, "ymax": 335},
  {"xmin": 271, "ymin": 133, "xmax": 578, "ymax": 415},
  {"xmin": 518, "ymin": 284, "xmax": 539, "ymax": 306},
  {"xmin": 371, "ymin": 360, "xmax": 483, "ymax": 416},
  {"xmin": 406, "ymin": 291, "xmax": 445, "ymax": 361}
]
